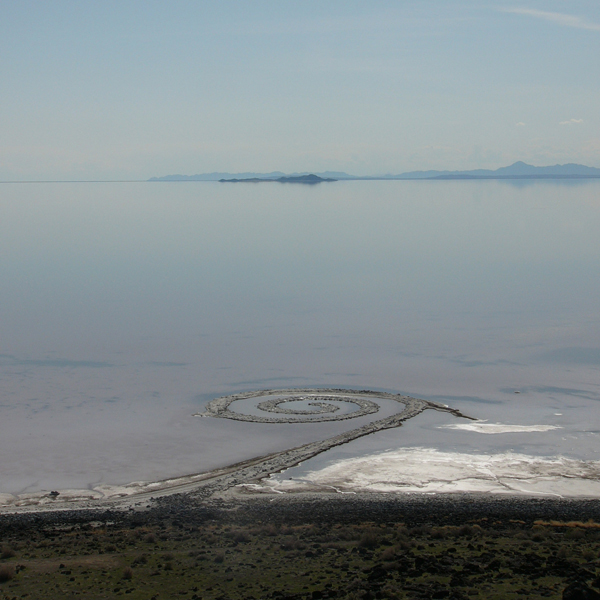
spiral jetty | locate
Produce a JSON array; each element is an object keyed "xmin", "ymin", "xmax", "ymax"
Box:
[{"xmin": 186, "ymin": 389, "xmax": 475, "ymax": 500}]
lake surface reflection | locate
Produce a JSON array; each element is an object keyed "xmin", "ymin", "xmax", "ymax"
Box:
[{"xmin": 1, "ymin": 180, "xmax": 599, "ymax": 493}]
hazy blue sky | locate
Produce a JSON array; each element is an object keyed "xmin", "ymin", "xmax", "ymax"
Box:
[{"xmin": 1, "ymin": 1, "xmax": 599, "ymax": 179}]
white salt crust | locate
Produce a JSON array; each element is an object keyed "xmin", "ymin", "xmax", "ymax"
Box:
[{"xmin": 258, "ymin": 448, "xmax": 600, "ymax": 498}]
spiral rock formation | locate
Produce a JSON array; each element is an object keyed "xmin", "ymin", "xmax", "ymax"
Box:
[
  {"xmin": 0, "ymin": 390, "xmax": 476, "ymax": 511},
  {"xmin": 187, "ymin": 389, "xmax": 475, "ymax": 499},
  {"xmin": 196, "ymin": 389, "xmax": 391, "ymax": 423}
]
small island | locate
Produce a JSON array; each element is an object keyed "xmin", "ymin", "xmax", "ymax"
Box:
[{"xmin": 219, "ymin": 173, "xmax": 336, "ymax": 184}]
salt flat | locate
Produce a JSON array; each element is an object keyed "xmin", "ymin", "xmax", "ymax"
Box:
[{"xmin": 263, "ymin": 448, "xmax": 600, "ymax": 498}]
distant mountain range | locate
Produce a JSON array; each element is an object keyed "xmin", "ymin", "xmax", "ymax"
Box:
[
  {"xmin": 394, "ymin": 161, "xmax": 600, "ymax": 179},
  {"xmin": 149, "ymin": 162, "xmax": 600, "ymax": 182}
]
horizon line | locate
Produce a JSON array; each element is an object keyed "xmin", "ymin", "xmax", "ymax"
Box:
[{"xmin": 4, "ymin": 175, "xmax": 600, "ymax": 183}]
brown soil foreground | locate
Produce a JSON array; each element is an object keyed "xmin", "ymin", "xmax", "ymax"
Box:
[{"xmin": 1, "ymin": 494, "xmax": 600, "ymax": 600}]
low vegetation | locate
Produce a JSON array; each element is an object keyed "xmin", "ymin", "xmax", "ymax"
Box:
[{"xmin": 1, "ymin": 503, "xmax": 599, "ymax": 599}]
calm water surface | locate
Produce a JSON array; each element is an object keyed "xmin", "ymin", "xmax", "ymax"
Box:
[{"xmin": 1, "ymin": 180, "xmax": 599, "ymax": 493}]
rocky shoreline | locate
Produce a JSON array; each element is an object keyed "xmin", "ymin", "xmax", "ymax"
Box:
[{"xmin": 2, "ymin": 491, "xmax": 600, "ymax": 532}]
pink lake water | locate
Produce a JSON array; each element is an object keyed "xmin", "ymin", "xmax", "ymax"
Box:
[{"xmin": 1, "ymin": 180, "xmax": 599, "ymax": 496}]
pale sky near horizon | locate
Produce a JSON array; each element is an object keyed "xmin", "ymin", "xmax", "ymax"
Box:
[{"xmin": 1, "ymin": 1, "xmax": 599, "ymax": 180}]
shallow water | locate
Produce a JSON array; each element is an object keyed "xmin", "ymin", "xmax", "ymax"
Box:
[{"xmin": 1, "ymin": 180, "xmax": 599, "ymax": 495}]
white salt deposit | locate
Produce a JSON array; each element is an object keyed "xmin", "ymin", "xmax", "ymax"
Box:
[
  {"xmin": 261, "ymin": 448, "xmax": 600, "ymax": 497},
  {"xmin": 438, "ymin": 422, "xmax": 562, "ymax": 434}
]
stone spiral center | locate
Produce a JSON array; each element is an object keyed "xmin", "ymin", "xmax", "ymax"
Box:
[{"xmin": 197, "ymin": 389, "xmax": 384, "ymax": 423}]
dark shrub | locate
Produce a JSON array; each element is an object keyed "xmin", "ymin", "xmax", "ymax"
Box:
[
  {"xmin": 359, "ymin": 532, "xmax": 380, "ymax": 549},
  {"xmin": 0, "ymin": 546, "xmax": 15, "ymax": 560},
  {"xmin": 380, "ymin": 547, "xmax": 396, "ymax": 561},
  {"xmin": 566, "ymin": 528, "xmax": 585, "ymax": 540},
  {"xmin": 456, "ymin": 525, "xmax": 480, "ymax": 538},
  {"xmin": 582, "ymin": 549, "xmax": 597, "ymax": 561}
]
